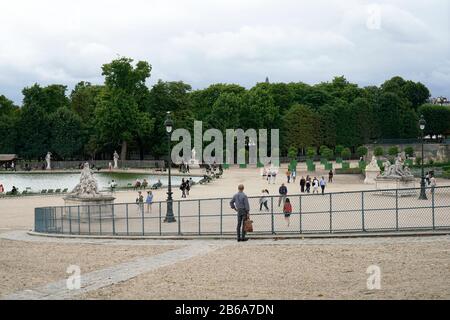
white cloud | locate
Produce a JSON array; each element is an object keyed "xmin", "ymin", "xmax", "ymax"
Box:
[{"xmin": 0, "ymin": 0, "xmax": 448, "ymax": 104}]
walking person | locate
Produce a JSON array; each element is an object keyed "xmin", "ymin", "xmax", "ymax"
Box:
[
  {"xmin": 283, "ymin": 198, "xmax": 292, "ymax": 227},
  {"xmin": 292, "ymin": 170, "xmax": 296, "ymax": 183},
  {"xmin": 278, "ymin": 183, "xmax": 288, "ymax": 207},
  {"xmin": 146, "ymin": 191, "xmax": 153, "ymax": 213},
  {"xmin": 259, "ymin": 189, "xmax": 270, "ymax": 211},
  {"xmin": 312, "ymin": 177, "xmax": 319, "ymax": 194},
  {"xmin": 328, "ymin": 170, "xmax": 333, "ymax": 183},
  {"xmin": 185, "ymin": 178, "xmax": 191, "ymax": 196},
  {"xmin": 425, "ymin": 172, "xmax": 430, "ymax": 186},
  {"xmin": 305, "ymin": 177, "xmax": 311, "ymax": 193},
  {"xmin": 286, "ymin": 169, "xmax": 291, "ymax": 183},
  {"xmin": 230, "ymin": 184, "xmax": 250, "ymax": 242},
  {"xmin": 430, "ymin": 174, "xmax": 436, "ymax": 195},
  {"xmin": 300, "ymin": 176, "xmax": 306, "ymax": 193},
  {"xmin": 136, "ymin": 191, "xmax": 144, "ymax": 214},
  {"xmin": 0, "ymin": 184, "xmax": 4, "ymax": 194},
  {"xmin": 180, "ymin": 179, "xmax": 186, "ymax": 198},
  {"xmin": 320, "ymin": 176, "xmax": 326, "ymax": 195},
  {"xmin": 267, "ymin": 170, "xmax": 272, "ymax": 184}
]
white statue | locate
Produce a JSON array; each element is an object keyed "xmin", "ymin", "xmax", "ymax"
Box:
[
  {"xmin": 364, "ymin": 156, "xmax": 381, "ymax": 184},
  {"xmin": 45, "ymin": 152, "xmax": 52, "ymax": 170},
  {"xmin": 113, "ymin": 151, "xmax": 119, "ymax": 169},
  {"xmin": 191, "ymin": 148, "xmax": 197, "ymax": 161},
  {"xmin": 71, "ymin": 162, "xmax": 100, "ymax": 198},
  {"xmin": 381, "ymin": 154, "xmax": 413, "ymax": 178}
]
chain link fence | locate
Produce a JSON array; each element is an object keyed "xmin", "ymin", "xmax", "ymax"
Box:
[{"xmin": 35, "ymin": 186, "xmax": 450, "ymax": 236}]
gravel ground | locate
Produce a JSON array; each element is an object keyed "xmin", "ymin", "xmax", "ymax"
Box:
[
  {"xmin": 0, "ymin": 239, "xmax": 177, "ymax": 297},
  {"xmin": 81, "ymin": 237, "xmax": 450, "ymax": 300}
]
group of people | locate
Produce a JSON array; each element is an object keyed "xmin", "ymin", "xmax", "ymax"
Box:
[
  {"xmin": 135, "ymin": 190, "xmax": 154, "ymax": 214},
  {"xmin": 425, "ymin": 172, "xmax": 437, "ymax": 193},
  {"xmin": 285, "ymin": 169, "xmax": 297, "ymax": 183},
  {"xmin": 179, "ymin": 178, "xmax": 194, "ymax": 198},
  {"xmin": 262, "ymin": 167, "xmax": 278, "ymax": 184},
  {"xmin": 299, "ymin": 176, "xmax": 327, "ymax": 194}
]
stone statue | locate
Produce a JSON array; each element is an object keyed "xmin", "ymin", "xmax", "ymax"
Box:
[
  {"xmin": 364, "ymin": 156, "xmax": 381, "ymax": 184},
  {"xmin": 381, "ymin": 154, "xmax": 413, "ymax": 178},
  {"xmin": 191, "ymin": 148, "xmax": 197, "ymax": 161},
  {"xmin": 113, "ymin": 151, "xmax": 119, "ymax": 169},
  {"xmin": 71, "ymin": 162, "xmax": 100, "ymax": 198},
  {"xmin": 45, "ymin": 152, "xmax": 52, "ymax": 170}
]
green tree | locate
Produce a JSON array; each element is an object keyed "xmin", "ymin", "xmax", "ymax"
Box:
[
  {"xmin": 374, "ymin": 146, "xmax": 384, "ymax": 157},
  {"xmin": 50, "ymin": 108, "xmax": 84, "ymax": 159},
  {"xmin": 418, "ymin": 104, "xmax": 450, "ymax": 138},
  {"xmin": 306, "ymin": 146, "xmax": 316, "ymax": 159},
  {"xmin": 388, "ymin": 146, "xmax": 399, "ymax": 157},
  {"xmin": 95, "ymin": 57, "xmax": 155, "ymax": 160},
  {"xmin": 0, "ymin": 95, "xmax": 20, "ymax": 153},
  {"xmin": 282, "ymin": 104, "xmax": 319, "ymax": 151},
  {"xmin": 356, "ymin": 146, "xmax": 368, "ymax": 158},
  {"xmin": 341, "ymin": 147, "xmax": 351, "ymax": 160}
]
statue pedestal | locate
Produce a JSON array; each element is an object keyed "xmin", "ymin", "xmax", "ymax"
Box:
[
  {"xmin": 375, "ymin": 177, "xmax": 416, "ymax": 197},
  {"xmin": 63, "ymin": 195, "xmax": 116, "ymax": 221},
  {"xmin": 364, "ymin": 168, "xmax": 380, "ymax": 184},
  {"xmin": 188, "ymin": 159, "xmax": 200, "ymax": 169}
]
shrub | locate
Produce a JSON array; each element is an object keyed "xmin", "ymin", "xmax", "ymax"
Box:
[
  {"xmin": 374, "ymin": 146, "xmax": 384, "ymax": 157},
  {"xmin": 319, "ymin": 145, "xmax": 328, "ymax": 156},
  {"xmin": 306, "ymin": 147, "xmax": 316, "ymax": 159},
  {"xmin": 388, "ymin": 146, "xmax": 399, "ymax": 157},
  {"xmin": 356, "ymin": 146, "xmax": 368, "ymax": 158},
  {"xmin": 335, "ymin": 145, "xmax": 344, "ymax": 156},
  {"xmin": 415, "ymin": 157, "xmax": 422, "ymax": 166},
  {"xmin": 341, "ymin": 147, "xmax": 351, "ymax": 160},
  {"xmin": 428, "ymin": 159, "xmax": 434, "ymax": 165},
  {"xmin": 321, "ymin": 147, "xmax": 334, "ymax": 160},
  {"xmin": 288, "ymin": 146, "xmax": 297, "ymax": 160},
  {"xmin": 335, "ymin": 168, "xmax": 362, "ymax": 174},
  {"xmin": 404, "ymin": 146, "xmax": 415, "ymax": 157}
]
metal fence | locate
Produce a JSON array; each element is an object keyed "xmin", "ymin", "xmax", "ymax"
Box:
[{"xmin": 34, "ymin": 186, "xmax": 450, "ymax": 236}]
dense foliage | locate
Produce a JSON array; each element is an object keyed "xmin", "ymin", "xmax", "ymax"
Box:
[{"xmin": 1, "ymin": 57, "xmax": 448, "ymax": 161}]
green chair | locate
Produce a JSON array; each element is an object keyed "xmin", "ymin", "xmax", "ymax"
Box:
[
  {"xmin": 47, "ymin": 189, "xmax": 54, "ymax": 194},
  {"xmin": 62, "ymin": 188, "xmax": 68, "ymax": 193},
  {"xmin": 55, "ymin": 189, "xmax": 61, "ymax": 193},
  {"xmin": 325, "ymin": 162, "xmax": 333, "ymax": 170},
  {"xmin": 40, "ymin": 189, "xmax": 47, "ymax": 194}
]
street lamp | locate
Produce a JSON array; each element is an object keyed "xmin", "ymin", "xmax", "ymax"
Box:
[
  {"xmin": 418, "ymin": 114, "xmax": 427, "ymax": 200},
  {"xmin": 164, "ymin": 111, "xmax": 176, "ymax": 222}
]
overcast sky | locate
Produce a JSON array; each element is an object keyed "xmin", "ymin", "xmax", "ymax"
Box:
[{"xmin": 0, "ymin": 0, "xmax": 449, "ymax": 105}]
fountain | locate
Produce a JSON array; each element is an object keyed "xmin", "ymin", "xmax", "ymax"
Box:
[{"xmin": 63, "ymin": 162, "xmax": 115, "ymax": 219}]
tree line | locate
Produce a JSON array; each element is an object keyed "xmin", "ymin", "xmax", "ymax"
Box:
[{"xmin": 1, "ymin": 56, "xmax": 449, "ymax": 161}]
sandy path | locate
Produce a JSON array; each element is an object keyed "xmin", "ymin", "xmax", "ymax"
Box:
[
  {"xmin": 80, "ymin": 236, "xmax": 450, "ymax": 300},
  {"xmin": 0, "ymin": 239, "xmax": 177, "ymax": 296}
]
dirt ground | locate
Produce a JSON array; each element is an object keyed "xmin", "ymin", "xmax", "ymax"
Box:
[
  {"xmin": 80, "ymin": 237, "xmax": 450, "ymax": 300},
  {"xmin": 0, "ymin": 239, "xmax": 177, "ymax": 296}
]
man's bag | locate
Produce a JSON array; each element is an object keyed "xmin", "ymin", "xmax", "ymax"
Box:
[{"xmin": 244, "ymin": 216, "xmax": 253, "ymax": 233}]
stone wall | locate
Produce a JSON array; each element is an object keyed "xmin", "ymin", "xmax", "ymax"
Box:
[{"xmin": 365, "ymin": 143, "xmax": 450, "ymax": 162}]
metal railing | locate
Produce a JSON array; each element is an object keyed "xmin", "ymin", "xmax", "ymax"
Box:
[{"xmin": 34, "ymin": 186, "xmax": 450, "ymax": 236}]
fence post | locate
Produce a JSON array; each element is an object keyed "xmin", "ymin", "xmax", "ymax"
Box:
[
  {"xmin": 329, "ymin": 193, "xmax": 333, "ymax": 233},
  {"xmin": 159, "ymin": 202, "xmax": 162, "ymax": 236},
  {"xmin": 299, "ymin": 195, "xmax": 302, "ymax": 234},
  {"xmin": 220, "ymin": 198, "xmax": 223, "ymax": 236},
  {"xmin": 432, "ymin": 188, "xmax": 435, "ymax": 230},
  {"xmin": 88, "ymin": 205, "xmax": 91, "ymax": 235},
  {"xmin": 395, "ymin": 189, "xmax": 399, "ymax": 231},
  {"xmin": 61, "ymin": 207, "xmax": 64, "ymax": 234},
  {"xmin": 271, "ymin": 196, "xmax": 275, "ymax": 234},
  {"xmin": 177, "ymin": 201, "xmax": 181, "ymax": 235},
  {"xmin": 126, "ymin": 204, "xmax": 129, "ymax": 236},
  {"xmin": 141, "ymin": 202, "xmax": 145, "ymax": 236},
  {"xmin": 78, "ymin": 206, "xmax": 81, "ymax": 235},
  {"xmin": 361, "ymin": 192, "xmax": 365, "ymax": 232},
  {"xmin": 198, "ymin": 200, "xmax": 201, "ymax": 235},
  {"xmin": 112, "ymin": 204, "xmax": 116, "ymax": 235},
  {"xmin": 99, "ymin": 205, "xmax": 102, "ymax": 235},
  {"xmin": 69, "ymin": 206, "xmax": 72, "ymax": 234}
]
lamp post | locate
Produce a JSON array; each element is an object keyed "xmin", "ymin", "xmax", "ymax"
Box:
[
  {"xmin": 418, "ymin": 115, "xmax": 427, "ymax": 200},
  {"xmin": 164, "ymin": 111, "xmax": 176, "ymax": 222}
]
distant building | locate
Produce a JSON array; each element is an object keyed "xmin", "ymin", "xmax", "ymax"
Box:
[{"xmin": 429, "ymin": 96, "xmax": 449, "ymax": 105}]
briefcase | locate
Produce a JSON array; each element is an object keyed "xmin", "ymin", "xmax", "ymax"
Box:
[{"xmin": 244, "ymin": 216, "xmax": 253, "ymax": 233}]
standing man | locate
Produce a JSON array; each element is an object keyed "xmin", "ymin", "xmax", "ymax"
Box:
[
  {"xmin": 230, "ymin": 184, "xmax": 250, "ymax": 242},
  {"xmin": 320, "ymin": 176, "xmax": 327, "ymax": 195},
  {"xmin": 328, "ymin": 170, "xmax": 333, "ymax": 183},
  {"xmin": 278, "ymin": 183, "xmax": 288, "ymax": 207},
  {"xmin": 430, "ymin": 174, "xmax": 436, "ymax": 195},
  {"xmin": 300, "ymin": 176, "xmax": 306, "ymax": 193}
]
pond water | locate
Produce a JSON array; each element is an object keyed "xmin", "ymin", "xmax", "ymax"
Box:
[{"xmin": 0, "ymin": 172, "xmax": 201, "ymax": 193}]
